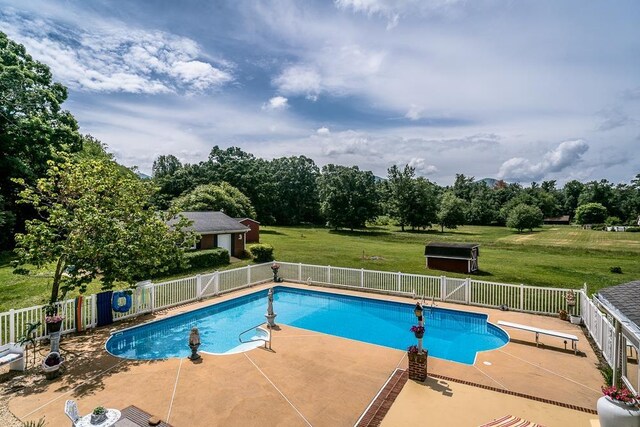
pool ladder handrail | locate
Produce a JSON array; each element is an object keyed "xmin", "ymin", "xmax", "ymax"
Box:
[{"xmin": 238, "ymin": 323, "xmax": 272, "ymax": 350}]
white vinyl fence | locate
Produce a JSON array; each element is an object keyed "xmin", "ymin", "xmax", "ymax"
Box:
[
  {"xmin": 579, "ymin": 289, "xmax": 616, "ymax": 365},
  {"xmin": 1, "ymin": 261, "xmax": 585, "ymax": 348},
  {"xmin": 275, "ymin": 261, "xmax": 581, "ymax": 316},
  {"xmin": 0, "ymin": 263, "xmax": 274, "ymax": 346}
]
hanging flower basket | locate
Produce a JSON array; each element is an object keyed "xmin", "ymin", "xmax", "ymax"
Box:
[{"xmin": 410, "ymin": 325, "xmax": 425, "ymax": 339}]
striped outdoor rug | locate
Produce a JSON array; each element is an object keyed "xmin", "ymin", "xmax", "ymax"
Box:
[{"xmin": 478, "ymin": 414, "xmax": 545, "ymax": 427}]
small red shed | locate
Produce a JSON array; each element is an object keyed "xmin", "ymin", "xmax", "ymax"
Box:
[
  {"xmin": 236, "ymin": 218, "xmax": 260, "ymax": 243},
  {"xmin": 424, "ymin": 242, "xmax": 479, "ymax": 274}
]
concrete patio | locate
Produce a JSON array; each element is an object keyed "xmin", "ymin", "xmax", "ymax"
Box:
[{"xmin": 1, "ymin": 282, "xmax": 605, "ymax": 426}]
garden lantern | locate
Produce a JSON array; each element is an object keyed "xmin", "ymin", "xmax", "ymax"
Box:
[{"xmin": 414, "ymin": 302, "xmax": 423, "ymax": 321}]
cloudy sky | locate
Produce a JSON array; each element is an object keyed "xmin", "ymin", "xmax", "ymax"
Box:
[{"xmin": 2, "ymin": 0, "xmax": 639, "ymax": 185}]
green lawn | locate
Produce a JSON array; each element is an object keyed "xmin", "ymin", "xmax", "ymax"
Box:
[
  {"xmin": 1, "ymin": 224, "xmax": 638, "ymax": 312},
  {"xmin": 260, "ymin": 225, "xmax": 640, "ymax": 295},
  {"xmin": 0, "ymin": 252, "xmax": 252, "ymax": 312}
]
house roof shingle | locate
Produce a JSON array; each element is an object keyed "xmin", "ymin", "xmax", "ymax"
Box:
[
  {"xmin": 597, "ymin": 280, "xmax": 640, "ymax": 330},
  {"xmin": 171, "ymin": 211, "xmax": 249, "ymax": 234}
]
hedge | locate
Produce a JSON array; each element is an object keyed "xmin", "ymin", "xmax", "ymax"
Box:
[
  {"xmin": 185, "ymin": 248, "xmax": 230, "ymax": 269},
  {"xmin": 248, "ymin": 244, "xmax": 274, "ymax": 262}
]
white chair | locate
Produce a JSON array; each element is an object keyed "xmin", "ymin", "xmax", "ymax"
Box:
[{"xmin": 65, "ymin": 400, "xmax": 79, "ymax": 426}]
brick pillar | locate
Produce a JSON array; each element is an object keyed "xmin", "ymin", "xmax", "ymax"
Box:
[{"xmin": 408, "ymin": 351, "xmax": 428, "ymax": 381}]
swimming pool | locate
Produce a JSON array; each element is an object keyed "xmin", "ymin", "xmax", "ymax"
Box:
[{"xmin": 106, "ymin": 286, "xmax": 508, "ymax": 364}]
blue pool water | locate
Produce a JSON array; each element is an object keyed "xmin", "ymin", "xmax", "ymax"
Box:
[{"xmin": 106, "ymin": 286, "xmax": 508, "ymax": 364}]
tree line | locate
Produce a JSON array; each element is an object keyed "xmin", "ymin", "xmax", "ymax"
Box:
[{"xmin": 151, "ymin": 149, "xmax": 640, "ymax": 232}]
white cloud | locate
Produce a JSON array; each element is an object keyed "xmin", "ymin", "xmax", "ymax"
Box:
[
  {"xmin": 262, "ymin": 96, "xmax": 289, "ymax": 111},
  {"xmin": 273, "ymin": 66, "xmax": 322, "ymax": 98},
  {"xmin": 405, "ymin": 104, "xmax": 423, "ymax": 120},
  {"xmin": 498, "ymin": 139, "xmax": 589, "ymax": 182},
  {"xmin": 334, "ymin": 0, "xmax": 464, "ymax": 27},
  {"xmin": 316, "ymin": 127, "xmax": 331, "ymax": 135},
  {"xmin": 321, "ymin": 130, "xmax": 377, "ymax": 156},
  {"xmin": 171, "ymin": 61, "xmax": 232, "ymax": 90},
  {"xmin": 272, "ymin": 44, "xmax": 385, "ymax": 99},
  {"xmin": 408, "ymin": 157, "xmax": 438, "ymax": 175},
  {"xmin": 0, "ymin": 11, "xmax": 233, "ymax": 94}
]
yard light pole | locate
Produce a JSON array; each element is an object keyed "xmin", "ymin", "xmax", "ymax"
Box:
[{"xmin": 414, "ymin": 302, "xmax": 424, "ymax": 353}]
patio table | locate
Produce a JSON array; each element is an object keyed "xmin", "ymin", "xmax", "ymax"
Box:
[{"xmin": 76, "ymin": 409, "xmax": 121, "ymax": 427}]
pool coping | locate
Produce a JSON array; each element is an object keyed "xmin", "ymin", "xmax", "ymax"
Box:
[{"xmin": 104, "ymin": 284, "xmax": 509, "ymax": 365}]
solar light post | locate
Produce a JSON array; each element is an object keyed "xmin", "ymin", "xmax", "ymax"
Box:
[{"xmin": 414, "ymin": 302, "xmax": 424, "ymax": 353}]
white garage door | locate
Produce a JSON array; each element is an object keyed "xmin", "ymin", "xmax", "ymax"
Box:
[{"xmin": 217, "ymin": 234, "xmax": 232, "ymax": 254}]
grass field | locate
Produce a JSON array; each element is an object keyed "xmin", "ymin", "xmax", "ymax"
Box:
[
  {"xmin": 1, "ymin": 225, "xmax": 638, "ymax": 312},
  {"xmin": 0, "ymin": 252, "xmax": 251, "ymax": 312},
  {"xmin": 259, "ymin": 225, "xmax": 640, "ymax": 295}
]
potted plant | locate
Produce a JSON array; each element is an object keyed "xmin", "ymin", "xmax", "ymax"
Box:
[
  {"xmin": 91, "ymin": 406, "xmax": 107, "ymax": 425},
  {"xmin": 271, "ymin": 263, "xmax": 282, "ymax": 282},
  {"xmin": 44, "ymin": 305, "xmax": 65, "ymax": 334},
  {"xmin": 41, "ymin": 351, "xmax": 64, "ymax": 379},
  {"xmin": 565, "ymin": 290, "xmax": 581, "ymax": 325},
  {"xmin": 410, "ymin": 325, "xmax": 425, "ymax": 339},
  {"xmin": 597, "ymin": 385, "xmax": 640, "ymax": 427}
]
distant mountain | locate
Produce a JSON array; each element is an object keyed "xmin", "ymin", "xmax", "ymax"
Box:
[
  {"xmin": 374, "ymin": 175, "xmax": 386, "ymax": 183},
  {"xmin": 136, "ymin": 171, "xmax": 152, "ymax": 180}
]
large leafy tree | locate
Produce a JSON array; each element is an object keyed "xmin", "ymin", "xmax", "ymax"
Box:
[
  {"xmin": 173, "ymin": 182, "xmax": 256, "ymax": 218},
  {"xmin": 506, "ymin": 203, "xmax": 543, "ymax": 232},
  {"xmin": 318, "ymin": 164, "xmax": 379, "ymax": 230},
  {"xmin": 152, "ymin": 154, "xmax": 183, "ymax": 178},
  {"xmin": 13, "ymin": 154, "xmax": 196, "ymax": 303},
  {"xmin": 466, "ymin": 182, "xmax": 499, "ymax": 225},
  {"xmin": 574, "ymin": 202, "xmax": 608, "ymax": 225},
  {"xmin": 270, "ymin": 156, "xmax": 320, "ymax": 225},
  {"xmin": 0, "ymin": 32, "xmax": 82, "ymax": 247},
  {"xmin": 406, "ymin": 177, "xmax": 439, "ymax": 229},
  {"xmin": 205, "ymin": 146, "xmax": 276, "ymax": 223},
  {"xmin": 437, "ymin": 191, "xmax": 467, "ymax": 232},
  {"xmin": 386, "ymin": 164, "xmax": 416, "ymax": 231}
]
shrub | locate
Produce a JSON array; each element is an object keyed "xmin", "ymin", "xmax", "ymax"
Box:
[
  {"xmin": 605, "ymin": 216, "xmax": 622, "ymax": 226},
  {"xmin": 609, "ymin": 266, "xmax": 623, "ymax": 274},
  {"xmin": 367, "ymin": 215, "xmax": 391, "ymax": 226},
  {"xmin": 185, "ymin": 248, "xmax": 230, "ymax": 269},
  {"xmin": 574, "ymin": 203, "xmax": 608, "ymax": 225},
  {"xmin": 626, "ymin": 226, "xmax": 640, "ymax": 233},
  {"xmin": 248, "ymin": 244, "xmax": 274, "ymax": 262},
  {"xmin": 506, "ymin": 203, "xmax": 543, "ymax": 232}
]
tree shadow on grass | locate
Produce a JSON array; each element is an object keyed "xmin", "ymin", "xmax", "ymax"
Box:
[
  {"xmin": 0, "ymin": 251, "xmax": 20, "ymax": 268},
  {"xmin": 260, "ymin": 229, "xmax": 287, "ymax": 236},
  {"xmin": 472, "ymin": 270, "xmax": 493, "ymax": 277},
  {"xmin": 402, "ymin": 229, "xmax": 480, "ymax": 236},
  {"xmin": 328, "ymin": 229, "xmax": 389, "ymax": 237}
]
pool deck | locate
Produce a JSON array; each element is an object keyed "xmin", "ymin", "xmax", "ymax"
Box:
[{"xmin": 2, "ymin": 282, "xmax": 603, "ymax": 426}]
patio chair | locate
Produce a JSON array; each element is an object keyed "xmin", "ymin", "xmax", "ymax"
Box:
[{"xmin": 65, "ymin": 400, "xmax": 79, "ymax": 426}]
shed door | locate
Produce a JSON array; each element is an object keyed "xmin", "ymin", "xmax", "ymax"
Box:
[{"xmin": 217, "ymin": 234, "xmax": 232, "ymax": 254}]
